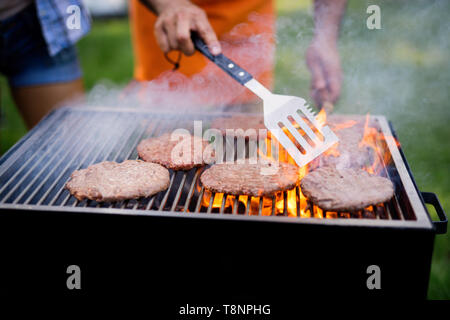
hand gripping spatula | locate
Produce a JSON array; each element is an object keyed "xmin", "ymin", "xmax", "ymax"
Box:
[{"xmin": 192, "ymin": 34, "xmax": 339, "ymax": 167}]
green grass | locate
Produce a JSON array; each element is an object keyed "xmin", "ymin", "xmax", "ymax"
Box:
[
  {"xmin": 0, "ymin": 79, "xmax": 26, "ymax": 154},
  {"xmin": 77, "ymin": 19, "xmax": 134, "ymax": 89},
  {"xmin": 0, "ymin": 0, "xmax": 448, "ymax": 298}
]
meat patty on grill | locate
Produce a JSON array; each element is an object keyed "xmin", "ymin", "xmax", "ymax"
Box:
[
  {"xmin": 300, "ymin": 166, "xmax": 394, "ymax": 212},
  {"xmin": 210, "ymin": 115, "xmax": 267, "ymax": 140},
  {"xmin": 65, "ymin": 160, "xmax": 170, "ymax": 202},
  {"xmin": 137, "ymin": 133, "xmax": 214, "ymax": 170},
  {"xmin": 200, "ymin": 159, "xmax": 299, "ymax": 197}
]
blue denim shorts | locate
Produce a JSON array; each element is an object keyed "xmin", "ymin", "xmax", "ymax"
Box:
[{"xmin": 0, "ymin": 4, "xmax": 82, "ymax": 88}]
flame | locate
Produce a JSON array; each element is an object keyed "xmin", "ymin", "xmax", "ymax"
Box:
[
  {"xmin": 261, "ymin": 197, "xmax": 273, "ymax": 216},
  {"xmin": 202, "ymin": 190, "xmax": 230, "ymax": 209},
  {"xmin": 326, "ymin": 212, "xmax": 338, "ymax": 219},
  {"xmin": 332, "ymin": 120, "xmax": 358, "ymax": 131},
  {"xmin": 274, "ymin": 192, "xmax": 283, "ymax": 214},
  {"xmin": 197, "ymin": 111, "xmax": 398, "ymax": 219},
  {"xmin": 358, "ymin": 114, "xmax": 379, "ymax": 174},
  {"xmin": 316, "ymin": 108, "xmax": 327, "ymax": 129},
  {"xmin": 340, "ymin": 212, "xmax": 351, "ymax": 218},
  {"xmin": 358, "ymin": 114, "xmax": 400, "ymax": 175}
]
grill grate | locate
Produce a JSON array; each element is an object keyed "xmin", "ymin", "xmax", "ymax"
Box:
[{"xmin": 0, "ymin": 107, "xmax": 430, "ymax": 225}]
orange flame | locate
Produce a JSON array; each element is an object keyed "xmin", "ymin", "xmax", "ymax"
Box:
[
  {"xmin": 198, "ymin": 111, "xmax": 397, "ymax": 219},
  {"xmin": 359, "ymin": 114, "xmax": 379, "ymax": 174},
  {"xmin": 358, "ymin": 114, "xmax": 400, "ymax": 175},
  {"xmin": 316, "ymin": 108, "xmax": 327, "ymax": 129},
  {"xmin": 332, "ymin": 120, "xmax": 358, "ymax": 131}
]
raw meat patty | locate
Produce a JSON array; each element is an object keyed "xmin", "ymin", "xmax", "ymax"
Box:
[
  {"xmin": 65, "ymin": 160, "xmax": 170, "ymax": 202},
  {"xmin": 210, "ymin": 115, "xmax": 267, "ymax": 140},
  {"xmin": 137, "ymin": 133, "xmax": 214, "ymax": 170},
  {"xmin": 300, "ymin": 166, "xmax": 394, "ymax": 211},
  {"xmin": 200, "ymin": 159, "xmax": 299, "ymax": 197}
]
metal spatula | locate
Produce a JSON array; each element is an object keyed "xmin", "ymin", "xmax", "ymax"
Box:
[{"xmin": 192, "ymin": 34, "xmax": 338, "ymax": 167}]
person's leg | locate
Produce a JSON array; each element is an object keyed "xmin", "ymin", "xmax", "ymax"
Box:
[
  {"xmin": 1, "ymin": 4, "xmax": 85, "ymax": 129},
  {"xmin": 11, "ymin": 79, "xmax": 84, "ymax": 129}
]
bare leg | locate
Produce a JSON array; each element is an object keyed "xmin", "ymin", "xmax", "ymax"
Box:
[{"xmin": 11, "ymin": 79, "xmax": 84, "ymax": 129}]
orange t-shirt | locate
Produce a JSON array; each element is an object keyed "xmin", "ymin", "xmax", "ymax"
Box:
[{"xmin": 129, "ymin": 0, "xmax": 275, "ymax": 105}]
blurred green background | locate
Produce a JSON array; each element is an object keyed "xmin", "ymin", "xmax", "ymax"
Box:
[{"xmin": 0, "ymin": 0, "xmax": 448, "ymax": 299}]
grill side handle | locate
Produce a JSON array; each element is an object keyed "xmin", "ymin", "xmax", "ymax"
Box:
[{"xmin": 422, "ymin": 192, "xmax": 447, "ymax": 234}]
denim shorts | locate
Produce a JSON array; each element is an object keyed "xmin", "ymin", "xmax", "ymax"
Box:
[{"xmin": 0, "ymin": 4, "xmax": 82, "ymax": 88}]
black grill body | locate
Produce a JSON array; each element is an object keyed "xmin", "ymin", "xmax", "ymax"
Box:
[{"xmin": 0, "ymin": 107, "xmax": 446, "ymax": 301}]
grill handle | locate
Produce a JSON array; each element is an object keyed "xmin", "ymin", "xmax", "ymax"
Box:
[
  {"xmin": 422, "ymin": 192, "xmax": 447, "ymax": 234},
  {"xmin": 191, "ymin": 32, "xmax": 253, "ymax": 85}
]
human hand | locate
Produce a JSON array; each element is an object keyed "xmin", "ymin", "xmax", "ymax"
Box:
[
  {"xmin": 152, "ymin": 0, "xmax": 221, "ymax": 56},
  {"xmin": 306, "ymin": 38, "xmax": 342, "ymax": 108}
]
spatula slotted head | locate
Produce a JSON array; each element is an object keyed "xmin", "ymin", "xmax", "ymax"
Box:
[{"xmin": 264, "ymin": 96, "xmax": 339, "ymax": 167}]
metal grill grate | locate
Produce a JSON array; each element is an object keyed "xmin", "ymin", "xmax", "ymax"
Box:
[{"xmin": 0, "ymin": 107, "xmax": 432, "ymax": 227}]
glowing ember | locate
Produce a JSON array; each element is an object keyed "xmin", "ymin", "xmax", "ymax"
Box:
[
  {"xmin": 275, "ymin": 192, "xmax": 284, "ymax": 214},
  {"xmin": 326, "ymin": 212, "xmax": 338, "ymax": 219},
  {"xmin": 201, "ymin": 190, "xmax": 229, "ymax": 209},
  {"xmin": 261, "ymin": 197, "xmax": 273, "ymax": 216}
]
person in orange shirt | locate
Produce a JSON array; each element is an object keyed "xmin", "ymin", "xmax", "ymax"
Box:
[{"xmin": 131, "ymin": 0, "xmax": 347, "ymax": 109}]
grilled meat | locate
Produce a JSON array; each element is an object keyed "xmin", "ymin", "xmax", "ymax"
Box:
[
  {"xmin": 300, "ymin": 166, "xmax": 394, "ymax": 212},
  {"xmin": 65, "ymin": 160, "xmax": 170, "ymax": 202},
  {"xmin": 137, "ymin": 133, "xmax": 214, "ymax": 170},
  {"xmin": 200, "ymin": 159, "xmax": 299, "ymax": 197}
]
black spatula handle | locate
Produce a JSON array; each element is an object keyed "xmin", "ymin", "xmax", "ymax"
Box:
[{"xmin": 191, "ymin": 32, "xmax": 253, "ymax": 85}]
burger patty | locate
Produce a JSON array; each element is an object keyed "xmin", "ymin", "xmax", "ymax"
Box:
[
  {"xmin": 65, "ymin": 160, "xmax": 170, "ymax": 202},
  {"xmin": 137, "ymin": 133, "xmax": 214, "ymax": 170},
  {"xmin": 200, "ymin": 159, "xmax": 299, "ymax": 197},
  {"xmin": 300, "ymin": 166, "xmax": 394, "ymax": 212},
  {"xmin": 210, "ymin": 115, "xmax": 267, "ymax": 140}
]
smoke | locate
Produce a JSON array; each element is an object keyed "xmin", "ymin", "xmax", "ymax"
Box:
[
  {"xmin": 77, "ymin": 1, "xmax": 449, "ymax": 123},
  {"xmin": 275, "ymin": 0, "xmax": 449, "ymax": 157},
  {"xmin": 337, "ymin": 1, "xmax": 448, "ymax": 116},
  {"xmin": 82, "ymin": 12, "xmax": 275, "ymax": 114},
  {"xmin": 339, "ymin": 0, "xmax": 449, "ymax": 186},
  {"xmin": 78, "ymin": 1, "xmax": 449, "ymax": 175},
  {"xmin": 336, "ymin": 0, "xmax": 450, "ymax": 186},
  {"xmin": 275, "ymin": 0, "xmax": 449, "ymax": 116}
]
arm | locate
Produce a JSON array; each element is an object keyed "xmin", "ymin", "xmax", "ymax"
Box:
[
  {"xmin": 139, "ymin": 0, "xmax": 221, "ymax": 56},
  {"xmin": 306, "ymin": 0, "xmax": 347, "ymax": 110}
]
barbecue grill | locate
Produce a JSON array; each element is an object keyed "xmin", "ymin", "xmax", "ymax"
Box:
[{"xmin": 0, "ymin": 106, "xmax": 447, "ymax": 299}]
